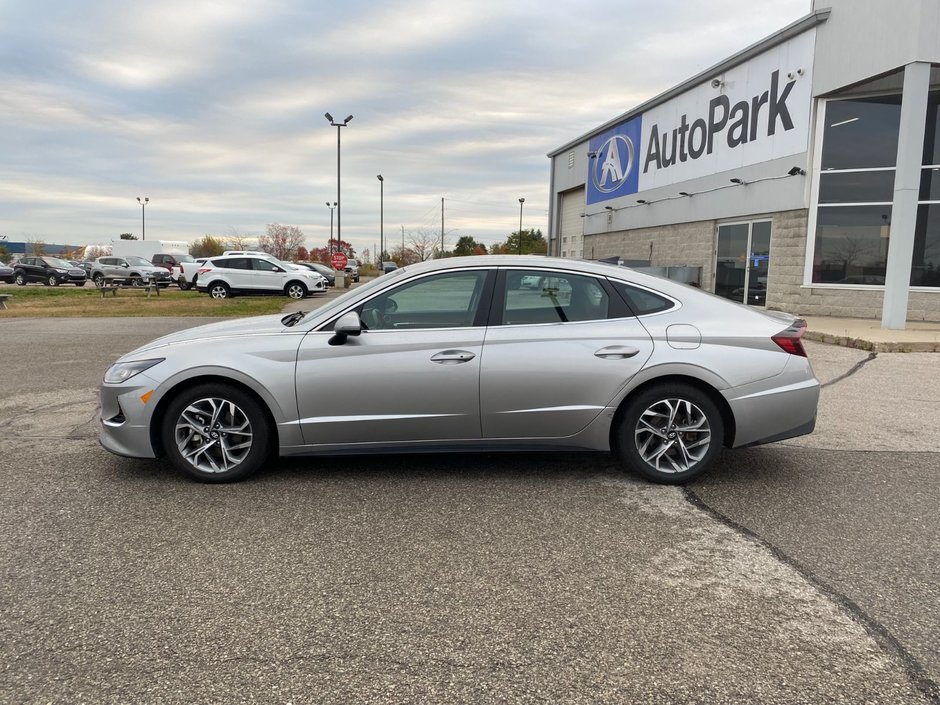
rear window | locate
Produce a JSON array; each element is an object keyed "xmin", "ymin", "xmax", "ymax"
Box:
[
  {"xmin": 211, "ymin": 257, "xmax": 251, "ymax": 270},
  {"xmin": 609, "ymin": 280, "xmax": 675, "ymax": 315}
]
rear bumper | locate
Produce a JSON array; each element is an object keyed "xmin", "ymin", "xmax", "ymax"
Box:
[{"xmin": 723, "ymin": 359, "xmax": 820, "ymax": 448}]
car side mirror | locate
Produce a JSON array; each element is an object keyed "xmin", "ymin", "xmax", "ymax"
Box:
[
  {"xmin": 329, "ymin": 311, "xmax": 363, "ymax": 346},
  {"xmin": 122, "ymin": 262, "xmax": 129, "ymax": 268}
]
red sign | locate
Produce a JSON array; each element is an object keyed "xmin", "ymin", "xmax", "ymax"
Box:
[{"xmin": 330, "ymin": 252, "xmax": 348, "ymax": 271}]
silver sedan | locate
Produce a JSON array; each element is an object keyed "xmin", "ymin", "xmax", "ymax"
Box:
[{"xmin": 99, "ymin": 256, "xmax": 819, "ymax": 484}]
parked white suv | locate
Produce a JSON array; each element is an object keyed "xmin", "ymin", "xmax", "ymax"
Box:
[{"xmin": 195, "ymin": 254, "xmax": 327, "ymax": 299}]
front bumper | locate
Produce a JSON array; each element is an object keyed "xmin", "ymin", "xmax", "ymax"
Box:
[{"xmin": 99, "ymin": 377, "xmax": 160, "ymax": 459}]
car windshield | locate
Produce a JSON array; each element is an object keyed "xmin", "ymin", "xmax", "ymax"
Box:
[
  {"xmin": 126, "ymin": 256, "xmax": 151, "ymax": 266},
  {"xmin": 44, "ymin": 257, "xmax": 71, "ymax": 268}
]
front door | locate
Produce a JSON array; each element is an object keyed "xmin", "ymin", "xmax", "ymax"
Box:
[
  {"xmin": 715, "ymin": 220, "xmax": 772, "ymax": 306},
  {"xmin": 294, "ymin": 269, "xmax": 493, "ymax": 447}
]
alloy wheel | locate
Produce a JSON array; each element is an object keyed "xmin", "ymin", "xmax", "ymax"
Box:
[
  {"xmin": 634, "ymin": 397, "xmax": 712, "ymax": 474},
  {"xmin": 173, "ymin": 397, "xmax": 253, "ymax": 474}
]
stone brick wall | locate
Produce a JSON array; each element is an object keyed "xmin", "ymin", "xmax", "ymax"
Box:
[{"xmin": 585, "ymin": 209, "xmax": 940, "ymax": 322}]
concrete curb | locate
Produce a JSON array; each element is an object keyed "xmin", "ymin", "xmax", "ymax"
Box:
[{"xmin": 804, "ymin": 331, "xmax": 940, "ymax": 353}]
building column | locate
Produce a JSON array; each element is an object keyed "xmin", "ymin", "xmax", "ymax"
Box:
[{"xmin": 882, "ymin": 62, "xmax": 931, "ymax": 329}]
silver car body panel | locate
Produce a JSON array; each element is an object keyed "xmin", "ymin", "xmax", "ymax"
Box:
[{"xmin": 100, "ymin": 256, "xmax": 819, "ymax": 462}]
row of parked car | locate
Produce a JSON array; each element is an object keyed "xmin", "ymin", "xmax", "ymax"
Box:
[{"xmin": 0, "ymin": 252, "xmax": 349, "ymax": 299}]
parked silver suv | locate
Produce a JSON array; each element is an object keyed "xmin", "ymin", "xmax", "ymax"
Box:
[
  {"xmin": 90, "ymin": 256, "xmax": 173, "ymax": 287},
  {"xmin": 195, "ymin": 254, "xmax": 327, "ymax": 299}
]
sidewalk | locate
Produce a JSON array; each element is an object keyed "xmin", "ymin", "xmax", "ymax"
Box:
[{"xmin": 802, "ymin": 315, "xmax": 940, "ymax": 353}]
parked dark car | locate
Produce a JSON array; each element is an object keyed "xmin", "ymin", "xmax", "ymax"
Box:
[
  {"xmin": 13, "ymin": 256, "xmax": 87, "ymax": 286},
  {"xmin": 382, "ymin": 261, "xmax": 399, "ymax": 274},
  {"xmin": 0, "ymin": 264, "xmax": 14, "ymax": 283},
  {"xmin": 292, "ymin": 261, "xmax": 336, "ymax": 286}
]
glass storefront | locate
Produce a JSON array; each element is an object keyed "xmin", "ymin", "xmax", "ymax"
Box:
[{"xmin": 812, "ymin": 85, "xmax": 940, "ymax": 288}]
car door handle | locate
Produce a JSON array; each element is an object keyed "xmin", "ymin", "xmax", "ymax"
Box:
[
  {"xmin": 594, "ymin": 345, "xmax": 640, "ymax": 359},
  {"xmin": 431, "ymin": 350, "xmax": 476, "ymax": 364}
]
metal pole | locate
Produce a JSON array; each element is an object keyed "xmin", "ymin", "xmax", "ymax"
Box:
[
  {"xmin": 518, "ymin": 198, "xmax": 525, "ymax": 254},
  {"xmin": 137, "ymin": 196, "xmax": 148, "ymax": 241},
  {"xmin": 441, "ymin": 197, "xmax": 444, "ymax": 255},
  {"xmin": 377, "ymin": 175, "xmax": 384, "ymax": 268},
  {"xmin": 336, "ymin": 124, "xmax": 341, "ymax": 248},
  {"xmin": 326, "ymin": 202, "xmax": 336, "ymax": 255}
]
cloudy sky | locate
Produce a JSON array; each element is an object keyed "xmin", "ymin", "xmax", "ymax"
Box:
[{"xmin": 0, "ymin": 0, "xmax": 810, "ymax": 259}]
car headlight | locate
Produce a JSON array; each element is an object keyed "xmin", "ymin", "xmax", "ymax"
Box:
[
  {"xmin": 104, "ymin": 358, "xmax": 165, "ymax": 384},
  {"xmin": 56, "ymin": 268, "xmax": 69, "ymax": 273}
]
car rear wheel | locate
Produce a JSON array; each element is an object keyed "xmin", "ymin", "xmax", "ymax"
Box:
[
  {"xmin": 614, "ymin": 383, "xmax": 724, "ymax": 485},
  {"xmin": 161, "ymin": 384, "xmax": 270, "ymax": 483},
  {"xmin": 178, "ymin": 281, "xmax": 191, "ymax": 291},
  {"xmin": 285, "ymin": 281, "xmax": 307, "ymax": 299},
  {"xmin": 93, "ymin": 273, "xmax": 105, "ymax": 287},
  {"xmin": 208, "ymin": 281, "xmax": 230, "ymax": 299},
  {"xmin": 14, "ymin": 272, "xmax": 26, "ymax": 286},
  {"xmin": 47, "ymin": 274, "xmax": 59, "ymax": 286}
]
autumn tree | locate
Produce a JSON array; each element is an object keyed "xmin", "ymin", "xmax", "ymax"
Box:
[
  {"xmin": 296, "ymin": 246, "xmax": 309, "ymax": 261},
  {"xmin": 453, "ymin": 236, "xmax": 487, "ymax": 257},
  {"xmin": 258, "ymin": 223, "xmax": 305, "ymax": 261},
  {"xmin": 190, "ymin": 235, "xmax": 225, "ymax": 258},
  {"xmin": 308, "ymin": 239, "xmax": 356, "ymax": 263}
]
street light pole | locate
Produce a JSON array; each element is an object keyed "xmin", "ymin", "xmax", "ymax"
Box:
[
  {"xmin": 326, "ymin": 201, "xmax": 336, "ymax": 255},
  {"xmin": 377, "ymin": 175, "xmax": 384, "ymax": 269},
  {"xmin": 325, "ymin": 112, "xmax": 353, "ymax": 254},
  {"xmin": 518, "ymin": 197, "xmax": 525, "ymax": 255},
  {"xmin": 136, "ymin": 196, "xmax": 149, "ymax": 241}
]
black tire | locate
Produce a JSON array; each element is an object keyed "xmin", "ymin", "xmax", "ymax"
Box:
[
  {"xmin": 208, "ymin": 281, "xmax": 230, "ymax": 299},
  {"xmin": 93, "ymin": 273, "xmax": 105, "ymax": 287},
  {"xmin": 285, "ymin": 281, "xmax": 307, "ymax": 299},
  {"xmin": 614, "ymin": 383, "xmax": 724, "ymax": 485},
  {"xmin": 129, "ymin": 274, "xmax": 143, "ymax": 287},
  {"xmin": 14, "ymin": 272, "xmax": 26, "ymax": 286},
  {"xmin": 47, "ymin": 274, "xmax": 59, "ymax": 286},
  {"xmin": 178, "ymin": 281, "xmax": 191, "ymax": 291},
  {"xmin": 160, "ymin": 384, "xmax": 271, "ymax": 483}
]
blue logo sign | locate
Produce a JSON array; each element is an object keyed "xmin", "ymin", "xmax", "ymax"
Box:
[{"xmin": 586, "ymin": 115, "xmax": 642, "ymax": 205}]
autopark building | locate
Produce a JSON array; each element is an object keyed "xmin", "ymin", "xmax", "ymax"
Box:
[{"xmin": 547, "ymin": 0, "xmax": 940, "ymax": 327}]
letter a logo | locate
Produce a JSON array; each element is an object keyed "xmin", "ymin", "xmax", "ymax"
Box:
[{"xmin": 592, "ymin": 134, "xmax": 635, "ymax": 194}]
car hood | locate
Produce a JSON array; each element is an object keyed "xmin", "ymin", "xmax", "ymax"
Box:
[{"xmin": 125, "ymin": 315, "xmax": 294, "ymax": 356}]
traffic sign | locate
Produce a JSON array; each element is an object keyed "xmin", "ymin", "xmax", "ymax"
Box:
[{"xmin": 331, "ymin": 252, "xmax": 348, "ymax": 270}]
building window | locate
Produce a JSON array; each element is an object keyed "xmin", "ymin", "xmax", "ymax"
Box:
[
  {"xmin": 812, "ymin": 94, "xmax": 901, "ymax": 285},
  {"xmin": 812, "ymin": 86, "xmax": 940, "ymax": 288}
]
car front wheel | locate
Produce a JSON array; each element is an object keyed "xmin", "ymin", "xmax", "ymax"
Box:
[
  {"xmin": 285, "ymin": 281, "xmax": 307, "ymax": 299},
  {"xmin": 614, "ymin": 383, "xmax": 724, "ymax": 485},
  {"xmin": 47, "ymin": 274, "xmax": 59, "ymax": 286},
  {"xmin": 14, "ymin": 272, "xmax": 26, "ymax": 286},
  {"xmin": 161, "ymin": 384, "xmax": 270, "ymax": 482}
]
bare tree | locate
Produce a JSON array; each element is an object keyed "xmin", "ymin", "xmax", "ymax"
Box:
[
  {"xmin": 408, "ymin": 229, "xmax": 440, "ymax": 262},
  {"xmin": 224, "ymin": 228, "xmax": 257, "ymax": 251},
  {"xmin": 258, "ymin": 223, "xmax": 305, "ymax": 261}
]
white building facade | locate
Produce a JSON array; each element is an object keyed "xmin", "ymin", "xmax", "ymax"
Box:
[{"xmin": 547, "ymin": 0, "xmax": 940, "ymax": 326}]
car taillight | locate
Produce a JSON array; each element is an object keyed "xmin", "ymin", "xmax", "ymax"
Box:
[
  {"xmin": 772, "ymin": 319, "xmax": 807, "ymax": 357},
  {"xmin": 197, "ymin": 267, "xmax": 211, "ymax": 274}
]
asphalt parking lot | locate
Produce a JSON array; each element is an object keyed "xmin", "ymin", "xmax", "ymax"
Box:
[{"xmin": 1, "ymin": 317, "xmax": 938, "ymax": 704}]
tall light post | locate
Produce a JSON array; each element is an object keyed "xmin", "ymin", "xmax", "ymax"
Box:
[
  {"xmin": 324, "ymin": 112, "xmax": 353, "ymax": 254},
  {"xmin": 376, "ymin": 175, "xmax": 384, "ymax": 268},
  {"xmin": 326, "ymin": 201, "xmax": 336, "ymax": 254},
  {"xmin": 136, "ymin": 196, "xmax": 149, "ymax": 241},
  {"xmin": 517, "ymin": 197, "xmax": 525, "ymax": 255}
]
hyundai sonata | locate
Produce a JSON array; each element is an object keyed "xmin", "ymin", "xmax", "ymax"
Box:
[{"xmin": 100, "ymin": 256, "xmax": 819, "ymax": 484}]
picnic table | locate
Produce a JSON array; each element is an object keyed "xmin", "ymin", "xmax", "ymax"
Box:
[{"xmin": 97, "ymin": 276, "xmax": 162, "ymax": 298}]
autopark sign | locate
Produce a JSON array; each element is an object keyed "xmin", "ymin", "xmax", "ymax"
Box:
[
  {"xmin": 331, "ymin": 252, "xmax": 348, "ymax": 271},
  {"xmin": 585, "ymin": 30, "xmax": 814, "ymax": 204}
]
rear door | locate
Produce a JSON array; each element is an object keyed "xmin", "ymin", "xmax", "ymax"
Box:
[{"xmin": 479, "ymin": 268, "xmax": 654, "ymax": 439}]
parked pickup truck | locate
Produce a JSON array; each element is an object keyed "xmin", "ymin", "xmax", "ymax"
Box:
[{"xmin": 151, "ymin": 253, "xmax": 200, "ymax": 290}]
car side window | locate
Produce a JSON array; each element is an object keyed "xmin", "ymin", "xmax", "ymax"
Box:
[
  {"xmin": 214, "ymin": 257, "xmax": 250, "ymax": 270},
  {"xmin": 360, "ymin": 271, "xmax": 487, "ymax": 330},
  {"xmin": 253, "ymin": 259, "xmax": 278, "ymax": 272},
  {"xmin": 502, "ymin": 270, "xmax": 609, "ymax": 325},
  {"xmin": 608, "ymin": 281, "xmax": 675, "ymax": 316}
]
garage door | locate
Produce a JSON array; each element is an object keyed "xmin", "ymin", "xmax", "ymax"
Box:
[{"xmin": 559, "ymin": 188, "xmax": 585, "ymax": 259}]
